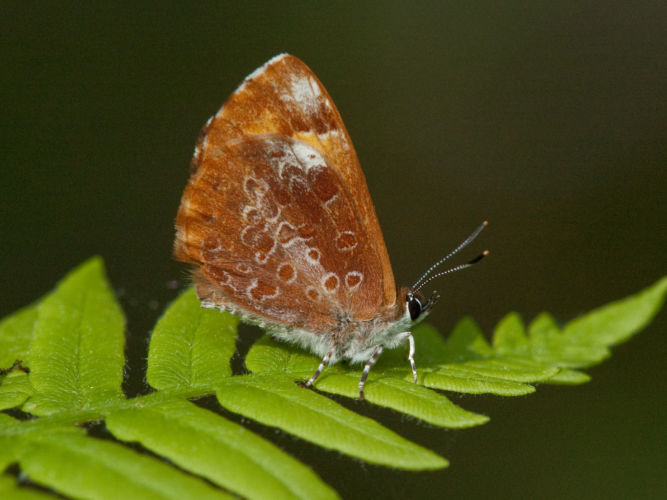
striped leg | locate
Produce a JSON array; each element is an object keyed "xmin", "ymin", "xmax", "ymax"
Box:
[
  {"xmin": 358, "ymin": 344, "xmax": 384, "ymax": 399},
  {"xmin": 305, "ymin": 347, "xmax": 336, "ymax": 388},
  {"xmin": 396, "ymin": 331, "xmax": 417, "ymax": 383}
]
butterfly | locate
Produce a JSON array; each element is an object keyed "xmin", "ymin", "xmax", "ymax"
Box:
[{"xmin": 174, "ymin": 54, "xmax": 487, "ymax": 398}]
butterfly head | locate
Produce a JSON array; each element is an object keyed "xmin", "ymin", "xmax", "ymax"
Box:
[{"xmin": 402, "ymin": 288, "xmax": 440, "ymax": 324}]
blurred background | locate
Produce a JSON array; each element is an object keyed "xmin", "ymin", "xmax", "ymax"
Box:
[{"xmin": 2, "ymin": 2, "xmax": 665, "ymax": 498}]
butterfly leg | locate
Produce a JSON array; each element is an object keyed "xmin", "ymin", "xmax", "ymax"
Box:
[
  {"xmin": 358, "ymin": 344, "xmax": 385, "ymax": 399},
  {"xmin": 396, "ymin": 331, "xmax": 418, "ymax": 383},
  {"xmin": 305, "ymin": 346, "xmax": 336, "ymax": 388}
]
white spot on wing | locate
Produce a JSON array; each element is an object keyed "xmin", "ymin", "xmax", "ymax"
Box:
[
  {"xmin": 285, "ymin": 73, "xmax": 319, "ymax": 108},
  {"xmin": 277, "ymin": 262, "xmax": 297, "ymax": 284},
  {"xmin": 278, "ymin": 68, "xmax": 330, "ymax": 120},
  {"xmin": 337, "ymin": 230, "xmax": 358, "ymax": 251},
  {"xmin": 236, "ymin": 263, "xmax": 252, "ymax": 274},
  {"xmin": 345, "ymin": 271, "xmax": 363, "ymax": 291},
  {"xmin": 240, "ymin": 226, "xmax": 253, "ymax": 246},
  {"xmin": 308, "ymin": 77, "xmax": 321, "ymax": 97},
  {"xmin": 305, "ymin": 247, "xmax": 321, "ymax": 264},
  {"xmin": 291, "ymin": 141, "xmax": 325, "ymax": 171},
  {"xmin": 255, "ymin": 251, "xmax": 270, "ymax": 264},
  {"xmin": 321, "ymin": 272, "xmax": 340, "ymax": 293},
  {"xmin": 261, "ymin": 285, "xmax": 280, "ymax": 300},
  {"xmin": 242, "ymin": 205, "xmax": 260, "ymax": 224}
]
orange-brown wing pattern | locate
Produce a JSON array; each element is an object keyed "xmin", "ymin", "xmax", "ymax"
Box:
[
  {"xmin": 174, "ymin": 54, "xmax": 396, "ymax": 330},
  {"xmin": 176, "ymin": 133, "xmax": 389, "ymax": 330},
  {"xmin": 199, "ymin": 55, "xmax": 395, "ymax": 303}
]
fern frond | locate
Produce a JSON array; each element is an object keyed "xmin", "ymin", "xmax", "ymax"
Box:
[{"xmin": 0, "ymin": 258, "xmax": 665, "ymax": 499}]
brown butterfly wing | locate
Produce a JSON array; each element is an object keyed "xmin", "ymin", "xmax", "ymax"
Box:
[
  {"xmin": 193, "ymin": 54, "xmax": 396, "ymax": 306},
  {"xmin": 174, "ymin": 55, "xmax": 396, "ymax": 330}
]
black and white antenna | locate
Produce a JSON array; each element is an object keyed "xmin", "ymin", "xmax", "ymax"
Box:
[{"xmin": 412, "ymin": 221, "xmax": 489, "ymax": 292}]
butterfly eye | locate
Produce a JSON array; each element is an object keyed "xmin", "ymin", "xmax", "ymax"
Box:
[{"xmin": 407, "ymin": 293, "xmax": 423, "ymax": 321}]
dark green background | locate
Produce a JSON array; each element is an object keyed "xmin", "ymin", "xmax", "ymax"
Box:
[{"xmin": 2, "ymin": 3, "xmax": 665, "ymax": 499}]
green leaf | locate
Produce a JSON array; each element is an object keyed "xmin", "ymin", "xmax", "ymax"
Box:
[
  {"xmin": 0, "ymin": 475, "xmax": 55, "ymax": 500},
  {"xmin": 422, "ymin": 369, "xmax": 536, "ymax": 396},
  {"xmin": 0, "ymin": 414, "xmax": 23, "ymax": 471},
  {"xmin": 563, "ymin": 276, "xmax": 667, "ymax": 345},
  {"xmin": 315, "ymin": 373, "xmax": 488, "ymax": 428},
  {"xmin": 18, "ymin": 432, "xmax": 231, "ymax": 500},
  {"xmin": 436, "ymin": 318, "xmax": 494, "ymax": 361},
  {"xmin": 245, "ymin": 334, "xmax": 319, "ymax": 376},
  {"xmin": 542, "ymin": 369, "xmax": 591, "ymax": 385},
  {"xmin": 107, "ymin": 399, "xmax": 338, "ymax": 500},
  {"xmin": 0, "ymin": 370, "xmax": 32, "ymax": 410},
  {"xmin": 528, "ymin": 312, "xmax": 561, "ymax": 340},
  {"xmin": 493, "ymin": 312, "xmax": 529, "ymax": 354},
  {"xmin": 23, "ymin": 257, "xmax": 125, "ymax": 415},
  {"xmin": 0, "ymin": 301, "xmax": 39, "ymax": 370},
  {"xmin": 147, "ymin": 288, "xmax": 238, "ymax": 392},
  {"xmin": 217, "ymin": 374, "xmax": 448, "ymax": 470}
]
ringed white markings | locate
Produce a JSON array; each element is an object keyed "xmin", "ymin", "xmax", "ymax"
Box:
[
  {"xmin": 242, "ymin": 205, "xmax": 261, "ymax": 223},
  {"xmin": 321, "ymin": 272, "xmax": 340, "ymax": 294},
  {"xmin": 255, "ymin": 240, "xmax": 275, "ymax": 264},
  {"xmin": 236, "ymin": 263, "xmax": 252, "ymax": 274},
  {"xmin": 305, "ymin": 246, "xmax": 321, "ymax": 265},
  {"xmin": 239, "ymin": 225, "xmax": 255, "ymax": 247},
  {"xmin": 337, "ymin": 230, "xmax": 358, "ymax": 251},
  {"xmin": 261, "ymin": 285, "xmax": 280, "ymax": 301},
  {"xmin": 277, "ymin": 262, "xmax": 297, "ymax": 284},
  {"xmin": 345, "ymin": 271, "xmax": 363, "ymax": 291}
]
